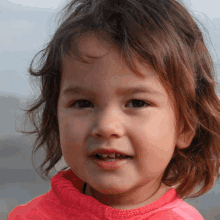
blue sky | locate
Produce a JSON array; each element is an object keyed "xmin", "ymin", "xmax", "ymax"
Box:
[{"xmin": 1, "ymin": 0, "xmax": 220, "ymax": 99}]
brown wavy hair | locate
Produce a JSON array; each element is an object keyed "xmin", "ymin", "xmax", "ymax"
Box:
[{"xmin": 19, "ymin": 0, "xmax": 220, "ymax": 200}]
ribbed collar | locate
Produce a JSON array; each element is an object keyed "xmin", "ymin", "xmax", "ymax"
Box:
[{"xmin": 51, "ymin": 168, "xmax": 180, "ymax": 219}]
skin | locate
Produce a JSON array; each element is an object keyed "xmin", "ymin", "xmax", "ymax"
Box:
[{"xmin": 57, "ymin": 33, "xmax": 195, "ymax": 210}]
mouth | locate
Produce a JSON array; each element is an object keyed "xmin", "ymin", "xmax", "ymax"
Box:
[
  {"xmin": 90, "ymin": 153, "xmax": 133, "ymax": 170},
  {"xmin": 89, "ymin": 148, "xmax": 133, "ymax": 162},
  {"xmin": 92, "ymin": 154, "xmax": 132, "ymax": 161}
]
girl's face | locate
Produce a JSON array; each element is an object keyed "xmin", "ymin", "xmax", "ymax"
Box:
[{"xmin": 57, "ymin": 34, "xmax": 189, "ymax": 209}]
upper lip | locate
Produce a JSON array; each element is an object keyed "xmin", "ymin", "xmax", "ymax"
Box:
[{"xmin": 89, "ymin": 148, "xmax": 132, "ymax": 157}]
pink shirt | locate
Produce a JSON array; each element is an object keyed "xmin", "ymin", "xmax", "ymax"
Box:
[{"xmin": 8, "ymin": 169, "xmax": 204, "ymax": 219}]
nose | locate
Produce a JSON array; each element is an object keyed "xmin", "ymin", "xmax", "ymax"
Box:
[{"xmin": 91, "ymin": 108, "xmax": 125, "ymax": 139}]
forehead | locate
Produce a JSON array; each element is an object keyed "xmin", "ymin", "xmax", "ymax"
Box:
[
  {"xmin": 62, "ymin": 32, "xmax": 155, "ymax": 78},
  {"xmin": 60, "ymin": 60, "xmax": 167, "ymax": 107},
  {"xmin": 61, "ymin": 55, "xmax": 160, "ymax": 92},
  {"xmin": 61, "ymin": 34, "xmax": 166, "ymax": 95},
  {"xmin": 73, "ymin": 32, "xmax": 113, "ymax": 59}
]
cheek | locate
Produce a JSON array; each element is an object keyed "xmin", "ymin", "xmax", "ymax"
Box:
[
  {"xmin": 136, "ymin": 116, "xmax": 175, "ymax": 171},
  {"xmin": 61, "ymin": 127, "xmax": 79, "ymax": 146},
  {"xmin": 58, "ymin": 117, "xmax": 90, "ymax": 154},
  {"xmin": 59, "ymin": 121, "xmax": 83, "ymax": 165},
  {"xmin": 147, "ymin": 113, "xmax": 174, "ymax": 137}
]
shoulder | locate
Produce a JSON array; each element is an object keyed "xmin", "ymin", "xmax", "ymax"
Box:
[
  {"xmin": 7, "ymin": 205, "xmax": 46, "ymax": 220},
  {"xmin": 7, "ymin": 192, "xmax": 56, "ymax": 220},
  {"xmin": 149, "ymin": 202, "xmax": 204, "ymax": 220}
]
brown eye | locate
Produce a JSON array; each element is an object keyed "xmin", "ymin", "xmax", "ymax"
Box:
[
  {"xmin": 70, "ymin": 100, "xmax": 93, "ymax": 109},
  {"xmin": 69, "ymin": 99, "xmax": 151, "ymax": 110},
  {"xmin": 127, "ymin": 99, "xmax": 150, "ymax": 108}
]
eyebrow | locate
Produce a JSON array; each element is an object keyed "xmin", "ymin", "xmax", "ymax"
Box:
[{"xmin": 61, "ymin": 85, "xmax": 164, "ymax": 97}]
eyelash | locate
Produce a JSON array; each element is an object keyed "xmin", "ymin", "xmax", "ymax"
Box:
[{"xmin": 69, "ymin": 99, "xmax": 151, "ymax": 110}]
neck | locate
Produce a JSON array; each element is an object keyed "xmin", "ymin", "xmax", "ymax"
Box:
[
  {"xmin": 84, "ymin": 181, "xmax": 170, "ymax": 210},
  {"xmin": 85, "ymin": 183, "xmax": 92, "ymax": 196}
]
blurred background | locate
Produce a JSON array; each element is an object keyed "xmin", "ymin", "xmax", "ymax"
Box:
[{"xmin": 1, "ymin": 0, "xmax": 220, "ymax": 219}]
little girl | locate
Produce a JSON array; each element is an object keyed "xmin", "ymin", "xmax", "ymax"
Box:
[{"xmin": 8, "ymin": 0, "xmax": 220, "ymax": 219}]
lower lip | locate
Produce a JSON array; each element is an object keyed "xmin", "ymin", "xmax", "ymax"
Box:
[{"xmin": 90, "ymin": 157, "xmax": 132, "ymax": 170}]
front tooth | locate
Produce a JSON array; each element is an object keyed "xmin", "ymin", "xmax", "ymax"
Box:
[
  {"xmin": 116, "ymin": 153, "xmax": 121, "ymax": 157},
  {"xmin": 108, "ymin": 153, "xmax": 116, "ymax": 158},
  {"xmin": 101, "ymin": 154, "xmax": 108, "ymax": 157}
]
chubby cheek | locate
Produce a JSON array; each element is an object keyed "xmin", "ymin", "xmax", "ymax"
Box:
[
  {"xmin": 137, "ymin": 117, "xmax": 175, "ymax": 175},
  {"xmin": 58, "ymin": 116, "xmax": 86, "ymax": 160}
]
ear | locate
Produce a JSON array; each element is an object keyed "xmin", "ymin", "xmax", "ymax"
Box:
[{"xmin": 176, "ymin": 122, "xmax": 197, "ymax": 150}]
